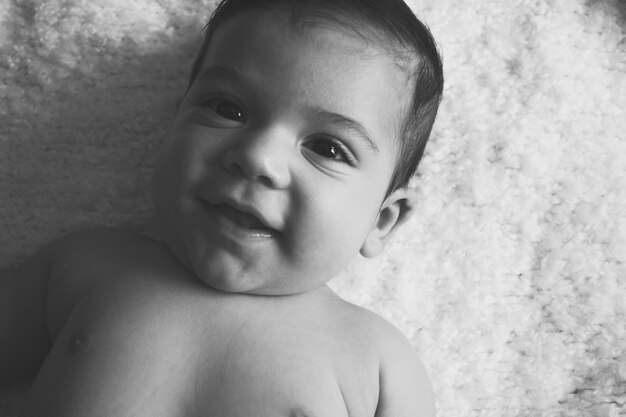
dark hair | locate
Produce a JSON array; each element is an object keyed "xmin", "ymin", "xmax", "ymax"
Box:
[{"xmin": 187, "ymin": 0, "xmax": 443, "ymax": 192}]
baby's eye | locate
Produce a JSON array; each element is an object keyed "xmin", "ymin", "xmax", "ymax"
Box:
[
  {"xmin": 304, "ymin": 138, "xmax": 355, "ymax": 165},
  {"xmin": 206, "ymin": 98, "xmax": 246, "ymax": 123}
]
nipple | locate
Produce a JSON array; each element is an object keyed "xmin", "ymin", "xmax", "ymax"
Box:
[
  {"xmin": 290, "ymin": 408, "xmax": 310, "ymax": 417},
  {"xmin": 67, "ymin": 331, "xmax": 92, "ymax": 354}
]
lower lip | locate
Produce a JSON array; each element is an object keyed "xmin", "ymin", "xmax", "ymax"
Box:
[{"xmin": 201, "ymin": 201, "xmax": 276, "ymax": 240}]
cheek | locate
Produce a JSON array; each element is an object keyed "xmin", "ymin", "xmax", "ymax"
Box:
[
  {"xmin": 152, "ymin": 128, "xmax": 207, "ymax": 233},
  {"xmin": 287, "ymin": 180, "xmax": 382, "ymax": 262},
  {"xmin": 155, "ymin": 124, "xmax": 220, "ymax": 192}
]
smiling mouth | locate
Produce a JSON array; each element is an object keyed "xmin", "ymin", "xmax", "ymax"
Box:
[{"xmin": 215, "ymin": 203, "xmax": 275, "ymax": 234}]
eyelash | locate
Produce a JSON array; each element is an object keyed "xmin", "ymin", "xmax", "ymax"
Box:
[
  {"xmin": 305, "ymin": 136, "xmax": 356, "ymax": 165},
  {"xmin": 199, "ymin": 97, "xmax": 356, "ymax": 165},
  {"xmin": 205, "ymin": 97, "xmax": 246, "ymax": 123}
]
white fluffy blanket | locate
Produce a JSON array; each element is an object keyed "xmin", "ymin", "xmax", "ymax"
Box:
[{"xmin": 1, "ymin": 0, "xmax": 625, "ymax": 416}]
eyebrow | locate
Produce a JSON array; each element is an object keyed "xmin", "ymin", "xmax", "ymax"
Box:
[
  {"xmin": 197, "ymin": 65, "xmax": 380, "ymax": 153},
  {"xmin": 197, "ymin": 65, "xmax": 246, "ymax": 85}
]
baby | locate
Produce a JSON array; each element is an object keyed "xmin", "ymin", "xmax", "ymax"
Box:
[{"xmin": 1, "ymin": 0, "xmax": 443, "ymax": 415}]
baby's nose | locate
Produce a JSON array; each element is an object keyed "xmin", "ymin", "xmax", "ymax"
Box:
[{"xmin": 221, "ymin": 127, "xmax": 291, "ymax": 189}]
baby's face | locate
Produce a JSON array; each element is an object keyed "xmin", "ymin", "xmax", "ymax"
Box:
[{"xmin": 153, "ymin": 9, "xmax": 412, "ymax": 295}]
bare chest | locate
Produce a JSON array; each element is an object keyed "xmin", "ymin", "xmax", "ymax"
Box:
[{"xmin": 49, "ymin": 272, "xmax": 378, "ymax": 417}]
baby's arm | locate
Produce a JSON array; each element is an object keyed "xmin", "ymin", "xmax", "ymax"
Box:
[
  {"xmin": 375, "ymin": 324, "xmax": 436, "ymax": 417},
  {"xmin": 0, "ymin": 245, "xmax": 54, "ymax": 379}
]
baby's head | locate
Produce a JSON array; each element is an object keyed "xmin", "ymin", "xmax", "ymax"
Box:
[
  {"xmin": 192, "ymin": 0, "xmax": 443, "ymax": 193},
  {"xmin": 153, "ymin": 0, "xmax": 443, "ymax": 295}
]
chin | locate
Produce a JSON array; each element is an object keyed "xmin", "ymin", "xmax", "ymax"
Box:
[{"xmin": 188, "ymin": 261, "xmax": 260, "ymax": 294}]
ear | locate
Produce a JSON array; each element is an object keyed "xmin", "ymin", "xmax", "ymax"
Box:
[{"xmin": 360, "ymin": 186, "xmax": 417, "ymax": 258}]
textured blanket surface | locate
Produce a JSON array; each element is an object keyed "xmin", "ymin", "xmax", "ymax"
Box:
[{"xmin": 1, "ymin": 0, "xmax": 625, "ymax": 416}]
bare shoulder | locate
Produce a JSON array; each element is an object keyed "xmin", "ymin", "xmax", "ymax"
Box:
[
  {"xmin": 51, "ymin": 226, "xmax": 153, "ymax": 254},
  {"xmin": 340, "ymin": 303, "xmax": 436, "ymax": 417},
  {"xmin": 0, "ymin": 227, "xmax": 158, "ymax": 378},
  {"xmin": 47, "ymin": 226, "xmax": 157, "ymax": 292},
  {"xmin": 45, "ymin": 227, "xmax": 165, "ymax": 336}
]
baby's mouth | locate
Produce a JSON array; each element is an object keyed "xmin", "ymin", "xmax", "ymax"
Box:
[{"xmin": 215, "ymin": 203, "xmax": 272, "ymax": 232}]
